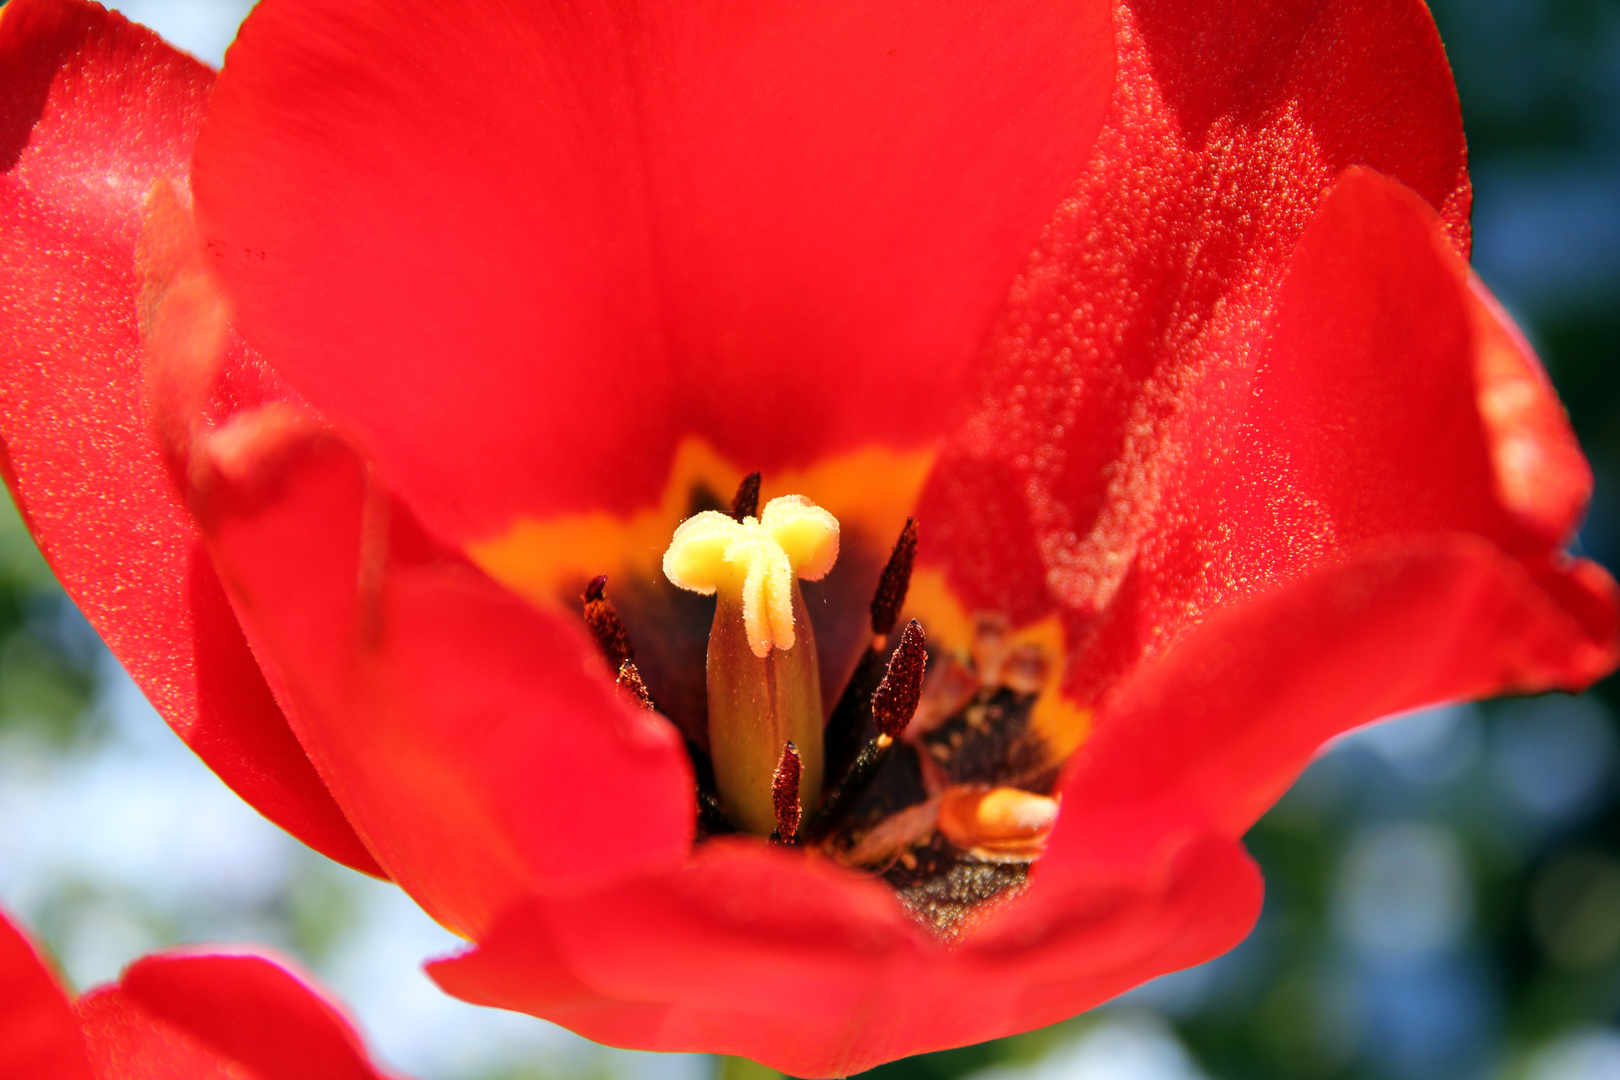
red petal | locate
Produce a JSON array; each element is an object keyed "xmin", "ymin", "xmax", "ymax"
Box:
[
  {"xmin": 78, "ymin": 991, "xmax": 243, "ymax": 1080},
  {"xmin": 927, "ymin": 160, "xmax": 1604, "ymax": 705},
  {"xmin": 933, "ymin": 165, "xmax": 1616, "ymax": 877},
  {"xmin": 921, "ymin": 0, "xmax": 1472, "ymax": 628},
  {"xmin": 1046, "ymin": 536, "xmax": 1619, "ymax": 877},
  {"xmin": 0, "ymin": 0, "xmax": 379, "ymax": 876},
  {"xmin": 191, "ymin": 0, "xmax": 1115, "ymax": 539},
  {"xmin": 191, "ymin": 419, "xmax": 694, "ymax": 937},
  {"xmin": 1213, "ymin": 170, "xmax": 1585, "ymax": 559},
  {"xmin": 429, "ymin": 834, "xmax": 1259, "ymax": 1077},
  {"xmin": 0, "ymin": 905, "xmax": 92, "ymax": 1080},
  {"xmin": 81, "ymin": 950, "xmax": 389, "ymax": 1080},
  {"xmin": 1068, "ymin": 168, "xmax": 1608, "ymax": 706},
  {"xmin": 1466, "ymin": 273, "xmax": 1592, "ymax": 546}
]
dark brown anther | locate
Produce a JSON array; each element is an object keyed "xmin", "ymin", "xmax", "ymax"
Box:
[
  {"xmin": 806, "ymin": 730, "xmax": 901, "ymax": 842},
  {"xmin": 870, "ymin": 517, "xmax": 918, "ymax": 638},
  {"xmin": 772, "ymin": 741, "xmax": 803, "ymax": 842},
  {"xmin": 872, "ymin": 620, "xmax": 927, "ymax": 738},
  {"xmin": 582, "ymin": 575, "xmax": 634, "ymax": 672},
  {"xmin": 730, "ymin": 471, "xmax": 762, "ymax": 521},
  {"xmin": 616, "ymin": 660, "xmax": 655, "ymax": 711},
  {"xmin": 819, "ymin": 647, "xmax": 885, "ymax": 797},
  {"xmin": 808, "ymin": 625, "xmax": 924, "ymax": 839}
]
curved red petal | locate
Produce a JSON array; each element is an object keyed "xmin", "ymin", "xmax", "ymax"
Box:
[
  {"xmin": 927, "ymin": 159, "xmax": 1599, "ymax": 710},
  {"xmin": 192, "ymin": 0, "xmax": 1115, "ymax": 540},
  {"xmin": 998, "ymin": 167, "xmax": 1616, "ymax": 879},
  {"xmin": 1466, "ymin": 272, "xmax": 1592, "ymax": 546},
  {"xmin": 77, "ymin": 989, "xmax": 244, "ymax": 1080},
  {"xmin": 0, "ymin": 905, "xmax": 92, "ymax": 1080},
  {"xmin": 430, "ymin": 834, "xmax": 1259, "ymax": 1077},
  {"xmin": 0, "ymin": 0, "xmax": 378, "ymax": 876},
  {"xmin": 96, "ymin": 950, "xmax": 389, "ymax": 1080},
  {"xmin": 921, "ymin": 0, "xmax": 1472, "ymax": 629},
  {"xmin": 1045, "ymin": 536, "xmax": 1619, "ymax": 878},
  {"xmin": 190, "ymin": 420, "xmax": 694, "ymax": 937}
]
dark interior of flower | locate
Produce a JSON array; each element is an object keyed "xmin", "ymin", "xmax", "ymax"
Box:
[{"xmin": 581, "ymin": 474, "xmax": 1066, "ymax": 939}]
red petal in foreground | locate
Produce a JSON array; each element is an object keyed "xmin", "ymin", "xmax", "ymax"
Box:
[
  {"xmin": 430, "ymin": 834, "xmax": 1261, "ymax": 1077},
  {"xmin": 0, "ymin": 0, "xmax": 378, "ymax": 876},
  {"xmin": 191, "ymin": 0, "xmax": 1116, "ymax": 539},
  {"xmin": 0, "ymin": 904, "xmax": 92, "ymax": 1080},
  {"xmin": 0, "ymin": 902, "xmax": 401, "ymax": 1080},
  {"xmin": 81, "ymin": 952, "xmax": 387, "ymax": 1080},
  {"xmin": 188, "ymin": 416, "xmax": 694, "ymax": 938},
  {"xmin": 1046, "ymin": 536, "xmax": 1619, "ymax": 877}
]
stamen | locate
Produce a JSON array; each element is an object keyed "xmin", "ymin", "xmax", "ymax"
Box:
[
  {"xmin": 935, "ymin": 785, "xmax": 1058, "ymax": 861},
  {"xmin": 869, "ymin": 516, "xmax": 918, "ymax": 640},
  {"xmin": 582, "ymin": 575, "xmax": 634, "ymax": 672},
  {"xmin": 771, "ymin": 741, "xmax": 802, "ymax": 843},
  {"xmin": 616, "ymin": 660, "xmax": 655, "ymax": 711},
  {"xmin": 730, "ymin": 471, "xmax": 762, "ymax": 521},
  {"xmin": 579, "ymin": 581, "xmax": 734, "ymax": 837},
  {"xmin": 807, "ymin": 622, "xmax": 927, "ymax": 840},
  {"xmin": 840, "ymin": 799, "xmax": 940, "ymax": 868},
  {"xmin": 872, "ymin": 620, "xmax": 927, "ymax": 738},
  {"xmin": 823, "ymin": 518, "xmax": 923, "ymax": 785}
]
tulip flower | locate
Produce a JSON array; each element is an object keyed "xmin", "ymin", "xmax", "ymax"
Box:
[
  {"xmin": 0, "ymin": 902, "xmax": 401, "ymax": 1079},
  {"xmin": 1, "ymin": 0, "xmax": 1615, "ymax": 1075}
]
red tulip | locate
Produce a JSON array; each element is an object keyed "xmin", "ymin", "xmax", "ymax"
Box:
[
  {"xmin": 0, "ymin": 903, "xmax": 401, "ymax": 1079},
  {"xmin": 1, "ymin": 0, "xmax": 1614, "ymax": 1075}
]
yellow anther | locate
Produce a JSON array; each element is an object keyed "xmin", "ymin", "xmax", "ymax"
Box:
[{"xmin": 663, "ymin": 495, "xmax": 839, "ymax": 658}]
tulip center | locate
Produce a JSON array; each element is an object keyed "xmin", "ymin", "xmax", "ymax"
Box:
[
  {"xmin": 662, "ymin": 495, "xmax": 840, "ymax": 835},
  {"xmin": 577, "ymin": 471, "xmax": 1074, "ymax": 938}
]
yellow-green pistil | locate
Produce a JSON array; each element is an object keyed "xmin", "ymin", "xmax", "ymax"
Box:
[{"xmin": 662, "ymin": 495, "xmax": 839, "ymax": 835}]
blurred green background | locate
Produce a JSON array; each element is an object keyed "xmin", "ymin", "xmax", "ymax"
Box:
[{"xmin": 1, "ymin": 1, "xmax": 1617, "ymax": 1079}]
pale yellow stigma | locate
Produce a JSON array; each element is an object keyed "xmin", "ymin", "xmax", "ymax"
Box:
[{"xmin": 662, "ymin": 495, "xmax": 840, "ymax": 658}]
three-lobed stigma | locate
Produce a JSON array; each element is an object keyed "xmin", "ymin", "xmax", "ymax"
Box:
[{"xmin": 663, "ymin": 495, "xmax": 840, "ymax": 658}]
